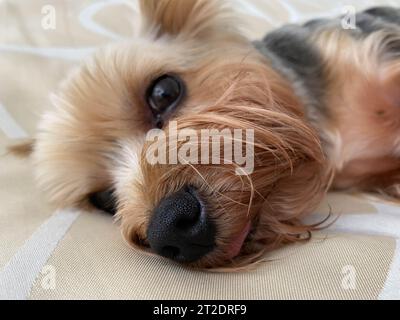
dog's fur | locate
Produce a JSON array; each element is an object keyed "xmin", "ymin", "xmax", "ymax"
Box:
[{"xmin": 27, "ymin": 1, "xmax": 400, "ymax": 269}]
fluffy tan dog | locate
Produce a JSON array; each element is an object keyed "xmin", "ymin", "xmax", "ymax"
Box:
[{"xmin": 22, "ymin": 1, "xmax": 400, "ymax": 269}]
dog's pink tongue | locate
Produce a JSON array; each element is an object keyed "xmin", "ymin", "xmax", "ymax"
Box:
[{"xmin": 226, "ymin": 222, "xmax": 251, "ymax": 260}]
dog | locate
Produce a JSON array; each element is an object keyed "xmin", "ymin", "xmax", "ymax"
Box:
[{"xmin": 24, "ymin": 1, "xmax": 400, "ymax": 269}]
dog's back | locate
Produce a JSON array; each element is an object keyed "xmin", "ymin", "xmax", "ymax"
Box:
[{"xmin": 256, "ymin": 7, "xmax": 400, "ymax": 197}]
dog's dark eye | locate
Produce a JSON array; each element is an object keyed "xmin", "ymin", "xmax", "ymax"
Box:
[{"xmin": 147, "ymin": 75, "xmax": 184, "ymax": 120}]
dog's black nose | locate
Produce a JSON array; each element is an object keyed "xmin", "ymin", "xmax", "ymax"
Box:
[{"xmin": 147, "ymin": 187, "xmax": 215, "ymax": 263}]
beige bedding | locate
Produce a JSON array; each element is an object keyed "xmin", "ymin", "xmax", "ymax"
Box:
[{"xmin": 1, "ymin": 0, "xmax": 400, "ymax": 300}]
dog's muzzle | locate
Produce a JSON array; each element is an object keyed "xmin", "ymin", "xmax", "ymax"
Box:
[{"xmin": 147, "ymin": 187, "xmax": 216, "ymax": 263}]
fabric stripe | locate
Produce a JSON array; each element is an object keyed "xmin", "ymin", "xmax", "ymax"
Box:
[
  {"xmin": 323, "ymin": 200, "xmax": 400, "ymax": 299},
  {"xmin": 379, "ymin": 239, "xmax": 400, "ymax": 300},
  {"xmin": 235, "ymin": 0, "xmax": 275, "ymax": 23},
  {"xmin": 0, "ymin": 102, "xmax": 27, "ymax": 139},
  {"xmin": 79, "ymin": 0, "xmax": 134, "ymax": 40},
  {"xmin": 0, "ymin": 44, "xmax": 94, "ymax": 61},
  {"xmin": 0, "ymin": 209, "xmax": 80, "ymax": 300},
  {"xmin": 328, "ymin": 213, "xmax": 400, "ymax": 239}
]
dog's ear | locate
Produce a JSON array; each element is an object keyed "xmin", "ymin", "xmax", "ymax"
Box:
[{"xmin": 139, "ymin": 0, "xmax": 237, "ymax": 39}]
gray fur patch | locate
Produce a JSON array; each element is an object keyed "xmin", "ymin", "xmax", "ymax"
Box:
[
  {"xmin": 363, "ymin": 6, "xmax": 400, "ymax": 26},
  {"xmin": 254, "ymin": 24, "xmax": 327, "ymax": 121}
]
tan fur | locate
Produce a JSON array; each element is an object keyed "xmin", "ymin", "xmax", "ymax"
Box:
[
  {"xmin": 139, "ymin": 0, "xmax": 239, "ymax": 40},
  {"xmin": 311, "ymin": 28, "xmax": 400, "ymax": 197},
  {"xmin": 116, "ymin": 62, "xmax": 329, "ymax": 269}
]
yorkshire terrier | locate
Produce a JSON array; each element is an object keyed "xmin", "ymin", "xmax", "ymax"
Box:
[{"xmin": 23, "ymin": 1, "xmax": 400, "ymax": 269}]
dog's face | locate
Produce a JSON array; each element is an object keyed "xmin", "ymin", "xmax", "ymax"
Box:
[{"xmin": 34, "ymin": 0, "xmax": 327, "ymax": 269}]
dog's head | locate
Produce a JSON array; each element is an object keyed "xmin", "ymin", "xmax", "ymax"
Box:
[{"xmin": 34, "ymin": 0, "xmax": 328, "ymax": 269}]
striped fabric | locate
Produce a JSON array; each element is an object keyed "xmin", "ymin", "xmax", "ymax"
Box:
[{"xmin": 1, "ymin": 0, "xmax": 400, "ymax": 300}]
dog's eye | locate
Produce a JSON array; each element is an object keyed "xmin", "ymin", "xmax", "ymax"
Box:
[{"xmin": 147, "ymin": 75, "xmax": 184, "ymax": 119}]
